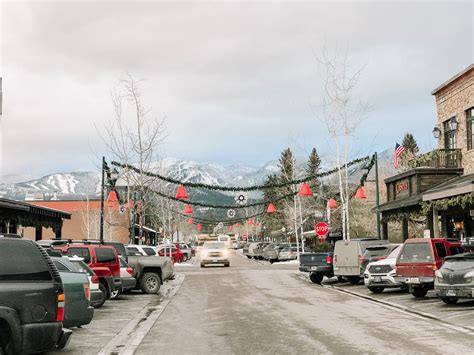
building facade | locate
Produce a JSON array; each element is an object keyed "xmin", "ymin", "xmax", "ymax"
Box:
[{"xmin": 380, "ymin": 64, "xmax": 474, "ymax": 241}]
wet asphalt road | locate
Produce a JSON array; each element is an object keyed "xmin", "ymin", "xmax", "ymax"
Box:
[{"xmin": 135, "ymin": 251, "xmax": 474, "ymax": 354}]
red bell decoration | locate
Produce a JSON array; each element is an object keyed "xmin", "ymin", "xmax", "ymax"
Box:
[
  {"xmin": 247, "ymin": 218, "xmax": 254, "ymax": 225},
  {"xmin": 196, "ymin": 223, "xmax": 202, "ymax": 231},
  {"xmin": 298, "ymin": 182, "xmax": 313, "ymax": 197},
  {"xmin": 187, "ymin": 218, "xmax": 193, "ymax": 225},
  {"xmin": 266, "ymin": 203, "xmax": 276, "ymax": 214},
  {"xmin": 175, "ymin": 185, "xmax": 188, "ymax": 199},
  {"xmin": 183, "ymin": 204, "xmax": 193, "ymax": 214},
  {"xmin": 355, "ymin": 187, "xmax": 367, "ymax": 199},
  {"xmin": 228, "ymin": 225, "xmax": 233, "ymax": 231},
  {"xmin": 235, "ymin": 223, "xmax": 241, "ymax": 227},
  {"xmin": 106, "ymin": 190, "xmax": 119, "ymax": 207},
  {"xmin": 327, "ymin": 198, "xmax": 337, "ymax": 209}
]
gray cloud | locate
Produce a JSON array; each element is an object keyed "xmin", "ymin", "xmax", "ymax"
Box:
[{"xmin": 1, "ymin": 0, "xmax": 472, "ymax": 177}]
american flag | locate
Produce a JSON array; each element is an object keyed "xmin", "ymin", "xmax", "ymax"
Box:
[{"xmin": 394, "ymin": 143, "xmax": 405, "ymax": 168}]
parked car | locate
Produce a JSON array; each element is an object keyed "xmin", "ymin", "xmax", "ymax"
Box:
[
  {"xmin": 264, "ymin": 244, "xmax": 294, "ymax": 263},
  {"xmin": 278, "ymin": 246, "xmax": 304, "ymax": 261},
  {"xmin": 51, "ymin": 256, "xmax": 94, "ymax": 328},
  {"xmin": 127, "ymin": 253, "xmax": 174, "ymax": 294},
  {"xmin": 435, "ymin": 252, "xmax": 474, "ymax": 304},
  {"xmin": 69, "ymin": 240, "xmax": 129, "ymax": 262},
  {"xmin": 68, "ymin": 258, "xmax": 103, "ymax": 308},
  {"xmin": 126, "ymin": 244, "xmax": 159, "ymax": 256},
  {"xmin": 396, "ymin": 238, "xmax": 463, "ymax": 298},
  {"xmin": 0, "ymin": 237, "xmax": 71, "ymax": 353},
  {"xmin": 175, "ymin": 242, "xmax": 193, "ymax": 261},
  {"xmin": 156, "ymin": 244, "xmax": 185, "ymax": 263},
  {"xmin": 110, "ymin": 257, "xmax": 137, "ymax": 298},
  {"xmin": 244, "ymin": 242, "xmax": 261, "ymax": 259},
  {"xmin": 333, "ymin": 239, "xmax": 388, "ymax": 284},
  {"xmin": 57, "ymin": 244, "xmax": 122, "ymax": 306},
  {"xmin": 299, "ymin": 251, "xmax": 334, "ymax": 284},
  {"xmin": 360, "ymin": 244, "xmax": 400, "ymax": 273},
  {"xmin": 364, "ymin": 244, "xmax": 404, "ymax": 293},
  {"xmin": 253, "ymin": 243, "xmax": 270, "ymax": 260},
  {"xmin": 200, "ymin": 241, "xmax": 230, "ymax": 267}
]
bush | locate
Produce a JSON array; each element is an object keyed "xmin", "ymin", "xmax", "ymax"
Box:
[{"xmin": 311, "ymin": 243, "xmax": 334, "ymax": 252}]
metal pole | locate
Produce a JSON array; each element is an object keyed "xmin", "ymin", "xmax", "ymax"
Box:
[
  {"xmin": 375, "ymin": 152, "xmax": 381, "ymax": 239},
  {"xmin": 99, "ymin": 156, "xmax": 105, "ymax": 243}
]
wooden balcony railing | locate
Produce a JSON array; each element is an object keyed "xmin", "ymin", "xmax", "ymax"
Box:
[{"xmin": 408, "ymin": 149, "xmax": 462, "ymax": 169}]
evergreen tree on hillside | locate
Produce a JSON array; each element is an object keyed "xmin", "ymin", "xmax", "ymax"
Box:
[
  {"xmin": 306, "ymin": 148, "xmax": 321, "ymax": 177},
  {"xmin": 278, "ymin": 148, "xmax": 296, "ymax": 200}
]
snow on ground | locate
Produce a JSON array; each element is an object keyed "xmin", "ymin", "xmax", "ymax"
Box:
[{"xmin": 272, "ymin": 260, "xmax": 299, "ymax": 265}]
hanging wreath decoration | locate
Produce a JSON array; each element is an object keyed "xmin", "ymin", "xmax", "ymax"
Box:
[{"xmin": 235, "ymin": 193, "xmax": 247, "ymax": 205}]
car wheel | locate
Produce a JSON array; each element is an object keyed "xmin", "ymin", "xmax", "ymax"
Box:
[
  {"xmin": 225, "ymin": 263, "xmax": 230, "ymax": 267},
  {"xmin": 200, "ymin": 263, "xmax": 205, "ymax": 268},
  {"xmin": 269, "ymin": 260, "xmax": 274, "ymax": 264},
  {"xmin": 368, "ymin": 286, "xmax": 385, "ymax": 294},
  {"xmin": 141, "ymin": 273, "xmax": 161, "ymax": 294},
  {"xmin": 337, "ymin": 276, "xmax": 345, "ymax": 282},
  {"xmin": 246, "ymin": 255, "xmax": 251, "ymax": 259},
  {"xmin": 0, "ymin": 323, "xmax": 13, "ymax": 355},
  {"xmin": 411, "ymin": 287, "xmax": 428, "ymax": 298},
  {"xmin": 309, "ymin": 273, "xmax": 324, "ymax": 284},
  {"xmin": 441, "ymin": 297, "xmax": 459, "ymax": 305},
  {"xmin": 348, "ymin": 276, "xmax": 361, "ymax": 285},
  {"xmin": 93, "ymin": 282, "xmax": 108, "ymax": 308}
]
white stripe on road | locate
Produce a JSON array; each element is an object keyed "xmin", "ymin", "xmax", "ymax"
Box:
[{"xmin": 444, "ymin": 310, "xmax": 474, "ymax": 320}]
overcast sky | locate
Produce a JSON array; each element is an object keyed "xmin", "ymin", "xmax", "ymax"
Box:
[{"xmin": 1, "ymin": 0, "xmax": 472, "ymax": 178}]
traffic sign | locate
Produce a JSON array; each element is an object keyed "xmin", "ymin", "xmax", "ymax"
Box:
[{"xmin": 314, "ymin": 222, "xmax": 329, "ymax": 238}]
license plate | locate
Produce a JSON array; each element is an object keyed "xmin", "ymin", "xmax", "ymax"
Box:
[
  {"xmin": 374, "ymin": 276, "xmax": 382, "ymax": 282},
  {"xmin": 311, "ymin": 266, "xmax": 318, "ymax": 271},
  {"xmin": 446, "ymin": 290, "xmax": 456, "ymax": 297},
  {"xmin": 408, "ymin": 277, "xmax": 420, "ymax": 284},
  {"xmin": 213, "ymin": 259, "xmax": 218, "ymax": 262}
]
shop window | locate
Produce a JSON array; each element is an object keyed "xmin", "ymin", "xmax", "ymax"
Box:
[{"xmin": 467, "ymin": 108, "xmax": 474, "ymax": 150}]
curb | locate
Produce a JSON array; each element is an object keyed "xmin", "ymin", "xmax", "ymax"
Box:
[{"xmin": 98, "ymin": 273, "xmax": 186, "ymax": 355}]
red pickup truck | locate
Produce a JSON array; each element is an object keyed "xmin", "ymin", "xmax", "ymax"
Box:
[
  {"xmin": 395, "ymin": 238, "xmax": 463, "ymax": 298},
  {"xmin": 56, "ymin": 244, "xmax": 122, "ymax": 307}
]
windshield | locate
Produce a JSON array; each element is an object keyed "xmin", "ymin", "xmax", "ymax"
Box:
[
  {"xmin": 386, "ymin": 245, "xmax": 402, "ymax": 259},
  {"xmin": 442, "ymin": 258, "xmax": 474, "ymax": 271},
  {"xmin": 398, "ymin": 243, "xmax": 432, "ymax": 263},
  {"xmin": 203, "ymin": 242, "xmax": 226, "ymax": 249}
]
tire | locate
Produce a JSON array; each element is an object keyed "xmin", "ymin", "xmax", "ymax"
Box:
[
  {"xmin": 411, "ymin": 287, "xmax": 428, "ymax": 298},
  {"xmin": 140, "ymin": 272, "xmax": 161, "ymax": 294},
  {"xmin": 269, "ymin": 260, "xmax": 274, "ymax": 264},
  {"xmin": 93, "ymin": 282, "xmax": 107, "ymax": 308},
  {"xmin": 441, "ymin": 297, "xmax": 459, "ymax": 305},
  {"xmin": 309, "ymin": 273, "xmax": 324, "ymax": 284},
  {"xmin": 200, "ymin": 263, "xmax": 205, "ymax": 268},
  {"xmin": 0, "ymin": 323, "xmax": 13, "ymax": 355},
  {"xmin": 224, "ymin": 263, "xmax": 230, "ymax": 267},
  {"xmin": 246, "ymin": 255, "xmax": 252, "ymax": 259},
  {"xmin": 348, "ymin": 276, "xmax": 361, "ymax": 285},
  {"xmin": 337, "ymin": 276, "xmax": 344, "ymax": 282},
  {"xmin": 368, "ymin": 286, "xmax": 385, "ymax": 294}
]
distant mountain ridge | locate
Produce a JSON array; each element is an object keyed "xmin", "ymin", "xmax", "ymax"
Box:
[{"xmin": 0, "ymin": 150, "xmax": 393, "ymax": 201}]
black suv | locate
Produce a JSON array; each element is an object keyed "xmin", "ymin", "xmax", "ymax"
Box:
[{"xmin": 0, "ymin": 237, "xmax": 71, "ymax": 353}]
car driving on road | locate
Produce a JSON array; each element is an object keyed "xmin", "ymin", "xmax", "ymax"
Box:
[{"xmin": 200, "ymin": 241, "xmax": 230, "ymax": 267}]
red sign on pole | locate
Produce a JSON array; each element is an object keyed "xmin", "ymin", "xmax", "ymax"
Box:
[{"xmin": 314, "ymin": 222, "xmax": 329, "ymax": 239}]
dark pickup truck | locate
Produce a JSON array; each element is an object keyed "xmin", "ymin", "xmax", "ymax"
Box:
[
  {"xmin": 299, "ymin": 252, "xmax": 334, "ymax": 284},
  {"xmin": 0, "ymin": 238, "xmax": 71, "ymax": 353}
]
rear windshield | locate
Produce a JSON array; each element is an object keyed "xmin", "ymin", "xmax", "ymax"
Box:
[
  {"xmin": 203, "ymin": 242, "xmax": 225, "ymax": 249},
  {"xmin": 142, "ymin": 247, "xmax": 156, "ymax": 256},
  {"xmin": 70, "ymin": 260, "xmax": 94, "ymax": 276},
  {"xmin": 107, "ymin": 243, "xmax": 126, "ymax": 257},
  {"xmin": 363, "ymin": 247, "xmax": 389, "ymax": 259},
  {"xmin": 67, "ymin": 248, "xmax": 91, "ymax": 263},
  {"xmin": 0, "ymin": 240, "xmax": 52, "ymax": 281},
  {"xmin": 398, "ymin": 243, "xmax": 432, "ymax": 263},
  {"xmin": 96, "ymin": 248, "xmax": 116, "ymax": 263},
  {"xmin": 442, "ymin": 259, "xmax": 474, "ymax": 271}
]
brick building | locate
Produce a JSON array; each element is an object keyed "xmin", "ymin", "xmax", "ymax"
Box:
[{"xmin": 379, "ymin": 64, "xmax": 474, "ymax": 241}]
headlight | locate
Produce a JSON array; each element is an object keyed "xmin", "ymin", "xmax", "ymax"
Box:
[
  {"xmin": 223, "ymin": 250, "xmax": 229, "ymax": 257},
  {"xmin": 464, "ymin": 271, "xmax": 474, "ymax": 282},
  {"xmin": 201, "ymin": 251, "xmax": 208, "ymax": 257}
]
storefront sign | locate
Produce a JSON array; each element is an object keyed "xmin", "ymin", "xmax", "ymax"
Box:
[{"xmin": 395, "ymin": 180, "xmax": 409, "ymax": 194}]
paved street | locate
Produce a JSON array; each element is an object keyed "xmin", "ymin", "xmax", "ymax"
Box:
[
  {"xmin": 51, "ymin": 250, "xmax": 474, "ymax": 354},
  {"xmin": 54, "ymin": 250, "xmax": 473, "ymax": 355}
]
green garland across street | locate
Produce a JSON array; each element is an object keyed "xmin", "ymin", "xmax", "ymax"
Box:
[{"xmin": 111, "ymin": 154, "xmax": 374, "ymax": 192}]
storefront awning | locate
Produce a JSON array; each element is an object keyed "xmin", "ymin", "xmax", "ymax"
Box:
[
  {"xmin": 423, "ymin": 174, "xmax": 474, "ymax": 201},
  {"xmin": 379, "ymin": 194, "xmax": 423, "ymax": 213}
]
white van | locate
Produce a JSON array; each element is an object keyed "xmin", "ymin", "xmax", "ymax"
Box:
[
  {"xmin": 334, "ymin": 239, "xmax": 388, "ymax": 284},
  {"xmin": 217, "ymin": 234, "xmax": 232, "ymax": 248}
]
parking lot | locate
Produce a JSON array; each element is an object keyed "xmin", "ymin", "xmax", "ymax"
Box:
[{"xmin": 295, "ymin": 275, "xmax": 474, "ymax": 332}]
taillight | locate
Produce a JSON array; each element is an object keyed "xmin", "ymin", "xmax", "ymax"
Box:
[
  {"xmin": 84, "ymin": 283, "xmax": 91, "ymax": 301},
  {"xmin": 126, "ymin": 267, "xmax": 134, "ymax": 275},
  {"xmin": 91, "ymin": 275, "xmax": 99, "ymax": 284},
  {"xmin": 326, "ymin": 255, "xmax": 333, "ymax": 264},
  {"xmin": 56, "ymin": 293, "xmax": 65, "ymax": 322},
  {"xmin": 432, "ymin": 263, "xmax": 438, "ymax": 271}
]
